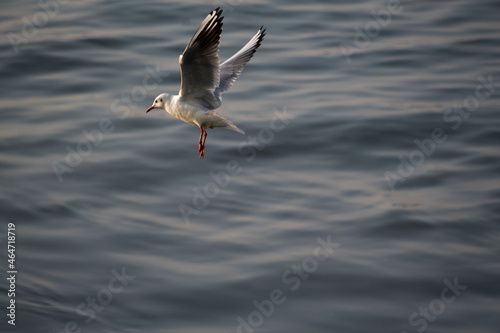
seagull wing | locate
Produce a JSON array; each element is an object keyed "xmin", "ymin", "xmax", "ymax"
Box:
[
  {"xmin": 214, "ymin": 27, "xmax": 266, "ymax": 105},
  {"xmin": 178, "ymin": 8, "xmax": 223, "ymax": 109}
]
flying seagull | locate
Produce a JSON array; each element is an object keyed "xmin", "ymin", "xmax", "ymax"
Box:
[{"xmin": 146, "ymin": 7, "xmax": 266, "ymax": 158}]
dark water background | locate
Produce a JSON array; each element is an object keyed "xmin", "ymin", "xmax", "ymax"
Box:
[{"xmin": 1, "ymin": 0, "xmax": 500, "ymax": 332}]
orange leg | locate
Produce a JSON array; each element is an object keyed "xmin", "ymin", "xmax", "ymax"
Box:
[{"xmin": 198, "ymin": 127, "xmax": 207, "ymax": 158}]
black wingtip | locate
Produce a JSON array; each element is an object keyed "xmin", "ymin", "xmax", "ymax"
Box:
[
  {"xmin": 212, "ymin": 7, "xmax": 224, "ymax": 32},
  {"xmin": 258, "ymin": 26, "xmax": 266, "ymax": 44},
  {"xmin": 212, "ymin": 7, "xmax": 223, "ymax": 17},
  {"xmin": 259, "ymin": 26, "xmax": 267, "ymax": 38}
]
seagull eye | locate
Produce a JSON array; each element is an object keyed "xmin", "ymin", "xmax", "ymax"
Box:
[
  {"xmin": 160, "ymin": 98, "xmax": 163, "ymax": 102},
  {"xmin": 155, "ymin": 100, "xmax": 158, "ymax": 103}
]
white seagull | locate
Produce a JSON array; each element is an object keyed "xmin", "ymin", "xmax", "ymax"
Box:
[{"xmin": 146, "ymin": 7, "xmax": 266, "ymax": 158}]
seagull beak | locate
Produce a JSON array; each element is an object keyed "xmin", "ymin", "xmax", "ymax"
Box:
[{"xmin": 146, "ymin": 105, "xmax": 154, "ymax": 113}]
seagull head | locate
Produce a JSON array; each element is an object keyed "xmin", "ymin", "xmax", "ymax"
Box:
[{"xmin": 146, "ymin": 93, "xmax": 171, "ymax": 113}]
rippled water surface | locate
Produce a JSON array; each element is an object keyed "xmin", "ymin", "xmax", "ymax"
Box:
[{"xmin": 1, "ymin": 0, "xmax": 500, "ymax": 332}]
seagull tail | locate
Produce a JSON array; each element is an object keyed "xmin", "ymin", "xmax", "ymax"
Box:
[
  {"xmin": 205, "ymin": 111, "xmax": 245, "ymax": 134},
  {"xmin": 230, "ymin": 124, "xmax": 246, "ymax": 135},
  {"xmin": 223, "ymin": 119, "xmax": 245, "ymax": 134}
]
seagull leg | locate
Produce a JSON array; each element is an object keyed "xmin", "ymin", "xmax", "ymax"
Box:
[
  {"xmin": 198, "ymin": 127, "xmax": 207, "ymax": 158},
  {"xmin": 198, "ymin": 127, "xmax": 203, "ymax": 158},
  {"xmin": 201, "ymin": 130, "xmax": 207, "ymax": 158},
  {"xmin": 200, "ymin": 129, "xmax": 207, "ymax": 158}
]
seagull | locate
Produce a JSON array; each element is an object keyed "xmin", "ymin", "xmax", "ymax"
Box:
[{"xmin": 146, "ymin": 7, "xmax": 266, "ymax": 158}]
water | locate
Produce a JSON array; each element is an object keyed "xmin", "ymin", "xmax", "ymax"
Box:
[{"xmin": 1, "ymin": 0, "xmax": 500, "ymax": 332}]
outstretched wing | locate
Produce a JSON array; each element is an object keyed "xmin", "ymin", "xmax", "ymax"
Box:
[
  {"xmin": 178, "ymin": 8, "xmax": 223, "ymax": 109},
  {"xmin": 214, "ymin": 27, "xmax": 266, "ymax": 104}
]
